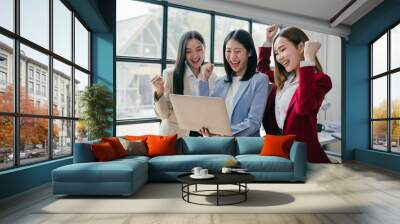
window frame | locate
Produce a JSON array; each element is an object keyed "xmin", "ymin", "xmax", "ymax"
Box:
[
  {"xmin": 370, "ymin": 19, "xmax": 400, "ymax": 154},
  {"xmin": 0, "ymin": 0, "xmax": 92, "ymax": 171}
]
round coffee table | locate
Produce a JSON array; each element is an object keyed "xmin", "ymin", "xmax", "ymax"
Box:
[{"xmin": 177, "ymin": 173, "xmax": 255, "ymax": 206}]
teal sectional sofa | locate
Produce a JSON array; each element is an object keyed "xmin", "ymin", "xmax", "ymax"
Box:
[{"xmin": 52, "ymin": 137, "xmax": 307, "ymax": 196}]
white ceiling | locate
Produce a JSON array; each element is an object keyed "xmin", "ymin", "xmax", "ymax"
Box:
[
  {"xmin": 168, "ymin": 0, "xmax": 384, "ymax": 38},
  {"xmin": 225, "ymin": 0, "xmax": 352, "ymax": 23}
]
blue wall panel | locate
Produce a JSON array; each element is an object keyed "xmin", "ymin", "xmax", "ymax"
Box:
[
  {"xmin": 343, "ymin": 44, "xmax": 369, "ymax": 159},
  {"xmin": 355, "ymin": 149, "xmax": 400, "ymax": 172},
  {"xmin": 91, "ymin": 32, "xmax": 114, "ymax": 135},
  {"xmin": 0, "ymin": 158, "xmax": 72, "ymax": 199},
  {"xmin": 345, "ymin": 0, "xmax": 400, "ymax": 171}
]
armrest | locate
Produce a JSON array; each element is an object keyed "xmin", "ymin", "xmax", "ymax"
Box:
[
  {"xmin": 289, "ymin": 141, "xmax": 307, "ymax": 181},
  {"xmin": 73, "ymin": 140, "xmax": 100, "ymax": 163}
]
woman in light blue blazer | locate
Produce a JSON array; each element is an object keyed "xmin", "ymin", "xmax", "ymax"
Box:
[{"xmin": 199, "ymin": 29, "xmax": 269, "ymax": 136}]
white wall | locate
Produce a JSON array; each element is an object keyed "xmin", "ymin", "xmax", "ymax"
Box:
[{"xmin": 305, "ymin": 30, "xmax": 342, "ymax": 124}]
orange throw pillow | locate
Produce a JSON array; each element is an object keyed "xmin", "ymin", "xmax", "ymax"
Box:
[
  {"xmin": 146, "ymin": 135, "xmax": 177, "ymax": 157},
  {"xmin": 260, "ymin": 134, "xmax": 296, "ymax": 159},
  {"xmin": 101, "ymin": 137, "xmax": 127, "ymax": 158},
  {"xmin": 91, "ymin": 142, "xmax": 117, "ymax": 161}
]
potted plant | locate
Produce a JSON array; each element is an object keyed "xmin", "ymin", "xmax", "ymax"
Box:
[{"xmin": 79, "ymin": 84, "xmax": 113, "ymax": 140}]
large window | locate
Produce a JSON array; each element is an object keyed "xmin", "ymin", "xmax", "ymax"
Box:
[
  {"xmin": 0, "ymin": 0, "xmax": 91, "ymax": 170},
  {"xmin": 214, "ymin": 16, "xmax": 249, "ymax": 63},
  {"xmin": 20, "ymin": 0, "xmax": 49, "ymax": 49},
  {"xmin": 167, "ymin": 7, "xmax": 211, "ymax": 61},
  {"xmin": 371, "ymin": 23, "xmax": 400, "ymax": 153},
  {"xmin": 53, "ymin": 0, "xmax": 72, "ymax": 60},
  {"xmin": 0, "ymin": 0, "xmax": 14, "ymax": 32},
  {"xmin": 252, "ymin": 23, "xmax": 270, "ymax": 50},
  {"xmin": 74, "ymin": 17, "xmax": 89, "ymax": 70},
  {"xmin": 116, "ymin": 0, "xmax": 251, "ymax": 132},
  {"xmin": 116, "ymin": 0, "xmax": 163, "ymax": 58},
  {"xmin": 116, "ymin": 62, "xmax": 160, "ymax": 120},
  {"xmin": 0, "ymin": 35, "xmax": 13, "ymax": 111}
]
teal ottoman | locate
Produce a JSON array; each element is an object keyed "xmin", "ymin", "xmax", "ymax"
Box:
[{"xmin": 52, "ymin": 156, "xmax": 148, "ymax": 196}]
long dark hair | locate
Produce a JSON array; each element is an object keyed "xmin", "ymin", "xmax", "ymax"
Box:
[
  {"xmin": 273, "ymin": 27, "xmax": 323, "ymax": 89},
  {"xmin": 223, "ymin": 29, "xmax": 257, "ymax": 82},
  {"xmin": 173, "ymin": 31, "xmax": 205, "ymax": 94}
]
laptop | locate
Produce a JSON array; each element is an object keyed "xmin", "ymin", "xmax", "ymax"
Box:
[{"xmin": 169, "ymin": 94, "xmax": 232, "ymax": 136}]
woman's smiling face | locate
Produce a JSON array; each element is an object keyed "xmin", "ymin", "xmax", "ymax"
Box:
[
  {"xmin": 225, "ymin": 39, "xmax": 249, "ymax": 76},
  {"xmin": 185, "ymin": 38, "xmax": 205, "ymax": 70},
  {"xmin": 274, "ymin": 36, "xmax": 304, "ymax": 73}
]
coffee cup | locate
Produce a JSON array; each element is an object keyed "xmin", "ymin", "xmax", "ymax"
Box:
[
  {"xmin": 199, "ymin": 169, "xmax": 208, "ymax": 176},
  {"xmin": 221, "ymin": 167, "xmax": 232, "ymax": 174},
  {"xmin": 191, "ymin": 167, "xmax": 202, "ymax": 176}
]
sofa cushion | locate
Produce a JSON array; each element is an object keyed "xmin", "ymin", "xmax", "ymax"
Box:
[
  {"xmin": 101, "ymin": 137, "xmax": 127, "ymax": 158},
  {"xmin": 118, "ymin": 138, "xmax": 147, "ymax": 156},
  {"xmin": 124, "ymin": 135, "xmax": 150, "ymax": 142},
  {"xmin": 116, "ymin": 155, "xmax": 150, "ymax": 163},
  {"xmin": 148, "ymin": 154, "xmax": 235, "ymax": 172},
  {"xmin": 235, "ymin": 137, "xmax": 263, "ymax": 155},
  {"xmin": 147, "ymin": 135, "xmax": 177, "ymax": 157},
  {"xmin": 52, "ymin": 159, "xmax": 147, "ymax": 183},
  {"xmin": 236, "ymin": 155, "xmax": 293, "ymax": 172},
  {"xmin": 74, "ymin": 140, "xmax": 100, "ymax": 163},
  {"xmin": 178, "ymin": 137, "xmax": 235, "ymax": 155},
  {"xmin": 260, "ymin": 134, "xmax": 296, "ymax": 159},
  {"xmin": 91, "ymin": 142, "xmax": 118, "ymax": 161}
]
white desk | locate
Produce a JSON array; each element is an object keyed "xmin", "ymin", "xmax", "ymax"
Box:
[{"xmin": 318, "ymin": 132, "xmax": 341, "ymax": 146}]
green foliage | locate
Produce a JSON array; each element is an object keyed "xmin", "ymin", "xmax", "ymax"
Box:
[{"xmin": 79, "ymin": 84, "xmax": 113, "ymax": 140}]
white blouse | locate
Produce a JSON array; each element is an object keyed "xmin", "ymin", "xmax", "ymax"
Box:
[
  {"xmin": 275, "ymin": 74, "xmax": 298, "ymax": 129},
  {"xmin": 184, "ymin": 65, "xmax": 204, "ymax": 96},
  {"xmin": 185, "ymin": 63, "xmax": 215, "ymax": 96},
  {"xmin": 225, "ymin": 76, "xmax": 241, "ymax": 119}
]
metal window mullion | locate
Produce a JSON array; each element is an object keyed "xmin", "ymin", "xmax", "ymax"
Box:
[
  {"xmin": 48, "ymin": 0, "xmax": 53, "ymax": 160},
  {"xmin": 116, "ymin": 56, "xmax": 162, "ymax": 64},
  {"xmin": 387, "ymin": 30, "xmax": 391, "ymax": 152},
  {"xmin": 13, "ymin": 0, "xmax": 20, "ymax": 167},
  {"xmin": 71, "ymin": 10, "xmax": 76, "ymax": 154},
  {"xmin": 112, "ymin": 0, "xmax": 117, "ymax": 136},
  {"xmin": 161, "ymin": 1, "xmax": 168, "ymax": 72},
  {"xmin": 210, "ymin": 14, "xmax": 215, "ymax": 64},
  {"xmin": 249, "ymin": 20, "xmax": 252, "ymax": 36},
  {"xmin": 116, "ymin": 118, "xmax": 161, "ymax": 125},
  {"xmin": 88, "ymin": 31, "xmax": 92, "ymax": 85},
  {"xmin": 368, "ymin": 117, "xmax": 400, "ymax": 120},
  {"xmin": 370, "ymin": 45, "xmax": 373, "ymax": 149},
  {"xmin": 74, "ymin": 64, "xmax": 90, "ymax": 74},
  {"xmin": 167, "ymin": 2, "xmax": 210, "ymax": 14}
]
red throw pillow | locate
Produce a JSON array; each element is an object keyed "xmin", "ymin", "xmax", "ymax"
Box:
[
  {"xmin": 146, "ymin": 135, "xmax": 177, "ymax": 157},
  {"xmin": 101, "ymin": 137, "xmax": 127, "ymax": 158},
  {"xmin": 259, "ymin": 134, "xmax": 296, "ymax": 159},
  {"xmin": 91, "ymin": 142, "xmax": 117, "ymax": 161}
]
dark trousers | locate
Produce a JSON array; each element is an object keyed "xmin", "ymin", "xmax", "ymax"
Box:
[{"xmin": 189, "ymin": 131, "xmax": 202, "ymax": 137}]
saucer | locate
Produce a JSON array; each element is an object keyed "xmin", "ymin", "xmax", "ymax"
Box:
[{"xmin": 190, "ymin": 174, "xmax": 215, "ymax": 179}]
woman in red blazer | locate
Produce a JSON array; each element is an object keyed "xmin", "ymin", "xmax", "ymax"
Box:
[{"xmin": 257, "ymin": 25, "xmax": 332, "ymax": 163}]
